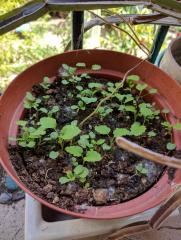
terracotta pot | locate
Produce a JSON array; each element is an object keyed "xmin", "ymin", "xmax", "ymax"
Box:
[{"xmin": 0, "ymin": 50, "xmax": 181, "ymax": 219}]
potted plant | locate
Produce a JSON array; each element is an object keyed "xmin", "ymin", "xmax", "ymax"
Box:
[{"xmin": 0, "ymin": 49, "xmax": 181, "ymax": 219}]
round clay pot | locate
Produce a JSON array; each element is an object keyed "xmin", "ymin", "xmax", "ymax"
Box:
[
  {"xmin": 160, "ymin": 36, "xmax": 181, "ymax": 84},
  {"xmin": 0, "ymin": 50, "xmax": 181, "ymax": 219}
]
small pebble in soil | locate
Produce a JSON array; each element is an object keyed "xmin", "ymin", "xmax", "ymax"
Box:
[
  {"xmin": 93, "ymin": 188, "xmax": 108, "ymax": 205},
  {"xmin": 108, "ymin": 186, "xmax": 116, "ymax": 200},
  {"xmin": 43, "ymin": 184, "xmax": 53, "ymax": 193},
  {"xmin": 46, "ymin": 192, "xmax": 54, "ymax": 199},
  {"xmin": 5, "ymin": 176, "xmax": 19, "ymax": 191},
  {"xmin": 65, "ymin": 183, "xmax": 77, "ymax": 195},
  {"xmin": 0, "ymin": 192, "xmax": 12, "ymax": 204},
  {"xmin": 53, "ymin": 196, "xmax": 60, "ymax": 204},
  {"xmin": 117, "ymin": 174, "xmax": 129, "ymax": 184},
  {"xmin": 12, "ymin": 191, "xmax": 25, "ymax": 201}
]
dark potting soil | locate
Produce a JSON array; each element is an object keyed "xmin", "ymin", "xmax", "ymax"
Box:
[{"xmin": 8, "ymin": 72, "xmax": 177, "ymax": 212}]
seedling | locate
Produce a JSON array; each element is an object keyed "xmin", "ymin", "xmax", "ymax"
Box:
[
  {"xmin": 59, "ymin": 165, "xmax": 89, "ymax": 184},
  {"xmin": 76, "ymin": 62, "xmax": 86, "ymax": 68},
  {"xmin": 130, "ymin": 122, "xmax": 146, "ymax": 137},
  {"xmin": 166, "ymin": 142, "xmax": 176, "ymax": 151},
  {"xmin": 136, "ymin": 163, "xmax": 148, "ymax": 176},
  {"xmin": 148, "ymin": 131, "xmax": 156, "ymax": 137},
  {"xmin": 58, "ymin": 124, "xmax": 81, "ymax": 149},
  {"xmin": 40, "ymin": 76, "xmax": 51, "ymax": 89},
  {"xmin": 24, "ymin": 92, "xmax": 41, "ymax": 110},
  {"xmin": 126, "ymin": 75, "xmax": 140, "ymax": 88},
  {"xmin": 95, "ymin": 125, "xmax": 111, "ymax": 135},
  {"xmin": 14, "ymin": 120, "xmax": 47, "ymax": 148},
  {"xmin": 91, "ymin": 64, "xmax": 101, "ymax": 70},
  {"xmin": 113, "ymin": 128, "xmax": 130, "ymax": 137},
  {"xmin": 71, "ymin": 101, "xmax": 86, "ymax": 112},
  {"xmin": 97, "ymin": 106, "xmax": 113, "ymax": 120},
  {"xmin": 59, "ymin": 125, "xmax": 81, "ymax": 140},
  {"xmin": 49, "ymin": 151, "xmax": 59, "ymax": 159},
  {"xmin": 84, "ymin": 150, "xmax": 102, "ymax": 163},
  {"xmin": 65, "ymin": 145, "xmax": 83, "ymax": 157}
]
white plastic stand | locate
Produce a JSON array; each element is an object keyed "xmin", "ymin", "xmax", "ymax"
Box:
[{"xmin": 25, "ymin": 194, "xmax": 180, "ymax": 240}]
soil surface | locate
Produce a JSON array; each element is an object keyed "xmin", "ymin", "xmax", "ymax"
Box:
[{"xmin": 9, "ymin": 70, "xmax": 177, "ymax": 212}]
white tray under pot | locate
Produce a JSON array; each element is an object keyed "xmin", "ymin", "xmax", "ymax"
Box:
[{"xmin": 25, "ymin": 194, "xmax": 181, "ymax": 240}]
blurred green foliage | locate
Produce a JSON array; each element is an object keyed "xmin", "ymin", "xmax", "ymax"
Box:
[
  {"xmin": 0, "ymin": 0, "xmax": 29, "ymax": 15},
  {"xmin": 0, "ymin": 3, "xmax": 173, "ymax": 91}
]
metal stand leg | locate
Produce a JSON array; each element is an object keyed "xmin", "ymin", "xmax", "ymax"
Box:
[
  {"xmin": 149, "ymin": 25, "xmax": 169, "ymax": 64},
  {"xmin": 72, "ymin": 11, "xmax": 84, "ymax": 50}
]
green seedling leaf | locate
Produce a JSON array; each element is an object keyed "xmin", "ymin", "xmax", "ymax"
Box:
[
  {"xmin": 124, "ymin": 105, "xmax": 136, "ymax": 113},
  {"xmin": 84, "ymin": 150, "xmax": 102, "ymax": 163},
  {"xmin": 26, "ymin": 141, "xmax": 36, "ymax": 148},
  {"xmin": 136, "ymin": 83, "xmax": 148, "ymax": 92},
  {"xmin": 127, "ymin": 75, "xmax": 140, "ymax": 82},
  {"xmin": 149, "ymin": 88, "xmax": 157, "ymax": 94},
  {"xmin": 124, "ymin": 94, "xmax": 134, "ymax": 104},
  {"xmin": 139, "ymin": 103, "xmax": 154, "ymax": 118},
  {"xmin": 148, "ymin": 131, "xmax": 156, "ymax": 137},
  {"xmin": 115, "ymin": 93, "xmax": 125, "ymax": 102},
  {"xmin": 113, "ymin": 128, "xmax": 130, "ymax": 137},
  {"xmin": 65, "ymin": 146, "xmax": 83, "ymax": 157},
  {"xmin": 50, "ymin": 132, "xmax": 58, "ymax": 139},
  {"xmin": 16, "ymin": 120, "xmax": 27, "ymax": 127},
  {"xmin": 60, "ymin": 125, "xmax": 81, "ymax": 140},
  {"xmin": 49, "ymin": 151, "xmax": 59, "ymax": 159},
  {"xmin": 107, "ymin": 82, "xmax": 114, "ymax": 87},
  {"xmin": 59, "ymin": 177, "xmax": 71, "ymax": 184},
  {"xmin": 162, "ymin": 121, "xmax": 172, "ymax": 130},
  {"xmin": 76, "ymin": 85, "xmax": 83, "ymax": 91},
  {"xmin": 26, "ymin": 92, "xmax": 35, "ymax": 101},
  {"xmin": 30, "ymin": 127, "xmax": 46, "ymax": 137},
  {"xmin": 71, "ymin": 105, "xmax": 78, "ymax": 110},
  {"xmin": 19, "ymin": 141, "xmax": 27, "ymax": 147},
  {"xmin": 40, "ymin": 117, "xmax": 57, "ymax": 129},
  {"xmin": 173, "ymin": 123, "xmax": 181, "ymax": 130},
  {"xmin": 166, "ymin": 143, "xmax": 176, "ymax": 151},
  {"xmin": 78, "ymin": 135, "xmax": 90, "ymax": 148},
  {"xmin": 74, "ymin": 165, "xmax": 89, "ymax": 179},
  {"xmin": 43, "ymin": 95, "xmax": 50, "ymax": 100},
  {"xmin": 102, "ymin": 143, "xmax": 111, "ymax": 151},
  {"xmin": 40, "ymin": 76, "xmax": 51, "ymax": 89},
  {"xmin": 81, "ymin": 73, "xmax": 90, "ymax": 79},
  {"xmin": 95, "ymin": 125, "xmax": 111, "ymax": 135},
  {"xmin": 136, "ymin": 163, "xmax": 148, "ymax": 176},
  {"xmin": 89, "ymin": 131, "xmax": 96, "ymax": 139},
  {"xmin": 130, "ymin": 122, "xmax": 146, "ymax": 136},
  {"xmin": 62, "ymin": 80, "xmax": 69, "ymax": 85},
  {"xmin": 76, "ymin": 62, "xmax": 86, "ymax": 68},
  {"xmin": 88, "ymin": 82, "xmax": 103, "ymax": 89},
  {"xmin": 97, "ymin": 139, "xmax": 105, "ymax": 145},
  {"xmin": 62, "ymin": 63, "xmax": 69, "ymax": 70},
  {"xmin": 51, "ymin": 106, "xmax": 60, "ymax": 114},
  {"xmin": 81, "ymin": 97, "xmax": 97, "ymax": 104},
  {"xmin": 91, "ymin": 64, "xmax": 101, "ymax": 70},
  {"xmin": 39, "ymin": 108, "xmax": 48, "ymax": 114},
  {"xmin": 66, "ymin": 171, "xmax": 75, "ymax": 180}
]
